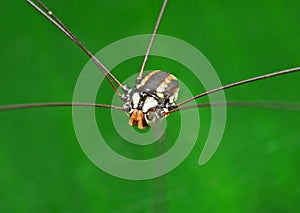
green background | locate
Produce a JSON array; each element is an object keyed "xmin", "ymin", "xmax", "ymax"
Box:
[{"xmin": 1, "ymin": 0, "xmax": 300, "ymax": 212}]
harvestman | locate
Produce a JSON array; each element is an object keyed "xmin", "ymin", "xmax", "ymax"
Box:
[{"xmin": 1, "ymin": 0, "xmax": 300, "ymax": 130}]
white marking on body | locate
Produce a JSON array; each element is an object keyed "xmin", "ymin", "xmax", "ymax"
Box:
[
  {"xmin": 169, "ymin": 95, "xmax": 175, "ymax": 103},
  {"xmin": 156, "ymin": 92, "xmax": 164, "ymax": 99},
  {"xmin": 168, "ymin": 88, "xmax": 179, "ymax": 103},
  {"xmin": 156, "ymin": 82, "xmax": 167, "ymax": 93},
  {"xmin": 132, "ymin": 92, "xmax": 140, "ymax": 108},
  {"xmin": 173, "ymin": 89, "xmax": 179, "ymax": 101},
  {"xmin": 156, "ymin": 74, "xmax": 176, "ymax": 94},
  {"xmin": 142, "ymin": 97, "xmax": 158, "ymax": 113}
]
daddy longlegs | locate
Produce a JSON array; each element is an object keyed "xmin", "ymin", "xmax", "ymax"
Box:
[
  {"xmin": 1, "ymin": 0, "xmax": 300, "ymax": 132},
  {"xmin": 1, "ymin": 1, "xmax": 299, "ymax": 211}
]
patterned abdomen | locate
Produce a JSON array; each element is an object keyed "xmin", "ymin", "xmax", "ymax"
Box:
[{"xmin": 136, "ymin": 70, "xmax": 179, "ymax": 101}]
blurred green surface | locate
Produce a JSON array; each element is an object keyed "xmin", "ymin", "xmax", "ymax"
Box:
[{"xmin": 1, "ymin": 0, "xmax": 300, "ymax": 212}]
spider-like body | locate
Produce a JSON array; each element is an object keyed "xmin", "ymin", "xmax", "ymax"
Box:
[{"xmin": 122, "ymin": 70, "xmax": 179, "ymax": 129}]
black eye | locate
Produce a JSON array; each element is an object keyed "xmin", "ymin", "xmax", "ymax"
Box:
[
  {"xmin": 140, "ymin": 92, "xmax": 148, "ymax": 99},
  {"xmin": 146, "ymin": 111, "xmax": 155, "ymax": 121}
]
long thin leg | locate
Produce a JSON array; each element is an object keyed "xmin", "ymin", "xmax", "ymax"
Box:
[
  {"xmin": 26, "ymin": 0, "xmax": 124, "ymax": 97},
  {"xmin": 138, "ymin": 0, "xmax": 168, "ymax": 81},
  {"xmin": 176, "ymin": 67, "xmax": 300, "ymax": 107},
  {"xmin": 0, "ymin": 102, "xmax": 124, "ymax": 111},
  {"xmin": 166, "ymin": 101, "xmax": 300, "ymax": 115}
]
